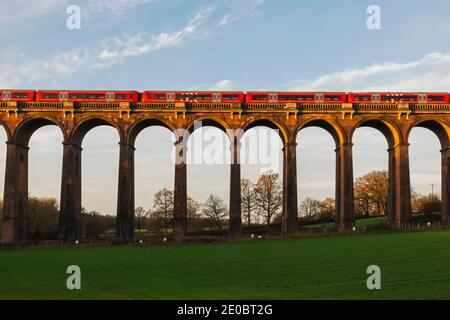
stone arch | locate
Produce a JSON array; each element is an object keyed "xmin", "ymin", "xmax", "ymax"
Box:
[
  {"xmin": 295, "ymin": 118, "xmax": 346, "ymax": 147},
  {"xmin": 13, "ymin": 117, "xmax": 66, "ymax": 146},
  {"xmin": 70, "ymin": 116, "xmax": 123, "ymax": 146},
  {"xmin": 241, "ymin": 118, "xmax": 289, "ymax": 145},
  {"xmin": 406, "ymin": 119, "xmax": 450, "ymax": 225},
  {"xmin": 406, "ymin": 119, "xmax": 450, "ymax": 149},
  {"xmin": 185, "ymin": 117, "xmax": 233, "ymax": 144},
  {"xmin": 127, "ymin": 118, "xmax": 176, "ymax": 146},
  {"xmin": 350, "ymin": 118, "xmax": 403, "ymax": 147}
]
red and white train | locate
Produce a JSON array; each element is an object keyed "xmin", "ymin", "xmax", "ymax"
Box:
[
  {"xmin": 245, "ymin": 92, "xmax": 346, "ymax": 103},
  {"xmin": 347, "ymin": 92, "xmax": 449, "ymax": 104},
  {"xmin": 142, "ymin": 91, "xmax": 245, "ymax": 103},
  {"xmin": 1, "ymin": 89, "xmax": 449, "ymax": 104}
]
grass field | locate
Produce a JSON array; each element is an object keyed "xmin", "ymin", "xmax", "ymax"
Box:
[{"xmin": 0, "ymin": 229, "xmax": 449, "ymax": 300}]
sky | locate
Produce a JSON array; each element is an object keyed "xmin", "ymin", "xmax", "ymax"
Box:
[{"xmin": 0, "ymin": 0, "xmax": 447, "ymax": 214}]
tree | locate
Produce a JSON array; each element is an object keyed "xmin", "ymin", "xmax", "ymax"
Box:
[
  {"xmin": 28, "ymin": 196, "xmax": 59, "ymax": 240},
  {"xmin": 202, "ymin": 194, "xmax": 228, "ymax": 233},
  {"xmin": 187, "ymin": 197, "xmax": 201, "ymax": 219},
  {"xmin": 134, "ymin": 206, "xmax": 149, "ymax": 234},
  {"xmin": 319, "ymin": 197, "xmax": 335, "ymax": 220},
  {"xmin": 153, "ymin": 188, "xmax": 174, "ymax": 235},
  {"xmin": 254, "ymin": 171, "xmax": 282, "ymax": 228},
  {"xmin": 299, "ymin": 197, "xmax": 321, "ymax": 219},
  {"xmin": 354, "ymin": 170, "xmax": 388, "ymax": 217},
  {"xmin": 241, "ymin": 178, "xmax": 257, "ymax": 228},
  {"xmin": 187, "ymin": 196, "xmax": 202, "ymax": 233},
  {"xmin": 84, "ymin": 211, "xmax": 101, "ymax": 239},
  {"xmin": 415, "ymin": 193, "xmax": 442, "ymax": 214}
]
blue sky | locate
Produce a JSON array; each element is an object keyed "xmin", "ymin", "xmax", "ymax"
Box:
[{"xmin": 0, "ymin": 0, "xmax": 447, "ymax": 214}]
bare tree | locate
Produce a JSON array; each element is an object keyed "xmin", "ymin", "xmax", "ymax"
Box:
[
  {"xmin": 254, "ymin": 171, "xmax": 282, "ymax": 228},
  {"xmin": 202, "ymin": 194, "xmax": 228, "ymax": 233},
  {"xmin": 134, "ymin": 206, "xmax": 149, "ymax": 234},
  {"xmin": 241, "ymin": 178, "xmax": 257, "ymax": 228},
  {"xmin": 153, "ymin": 188, "xmax": 174, "ymax": 235},
  {"xmin": 187, "ymin": 196, "xmax": 202, "ymax": 232},
  {"xmin": 299, "ymin": 197, "xmax": 321, "ymax": 219}
]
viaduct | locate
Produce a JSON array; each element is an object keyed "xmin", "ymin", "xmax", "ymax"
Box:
[{"xmin": 0, "ymin": 100, "xmax": 449, "ymax": 244}]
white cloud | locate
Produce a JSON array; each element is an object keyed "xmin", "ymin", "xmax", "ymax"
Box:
[
  {"xmin": 287, "ymin": 52, "xmax": 450, "ymax": 92},
  {"xmin": 216, "ymin": 0, "xmax": 264, "ymax": 27},
  {"xmin": 0, "ymin": 0, "xmax": 68, "ymax": 25},
  {"xmin": 85, "ymin": 0, "xmax": 156, "ymax": 15},
  {"xmin": 0, "ymin": 1, "xmax": 264, "ymax": 88},
  {"xmin": 0, "ymin": 0, "xmax": 157, "ymax": 25},
  {"xmin": 0, "ymin": 7, "xmax": 213, "ymax": 87},
  {"xmin": 210, "ymin": 80, "xmax": 235, "ymax": 90}
]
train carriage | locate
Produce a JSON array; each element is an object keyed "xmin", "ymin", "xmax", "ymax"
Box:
[
  {"xmin": 348, "ymin": 92, "xmax": 450, "ymax": 104},
  {"xmin": 36, "ymin": 90, "xmax": 139, "ymax": 103},
  {"xmin": 142, "ymin": 91, "xmax": 245, "ymax": 103},
  {"xmin": 245, "ymin": 92, "xmax": 347, "ymax": 103},
  {"xmin": 0, "ymin": 90, "xmax": 35, "ymax": 102}
]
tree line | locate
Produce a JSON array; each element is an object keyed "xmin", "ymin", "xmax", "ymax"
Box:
[{"xmin": 0, "ymin": 170, "xmax": 442, "ymax": 240}]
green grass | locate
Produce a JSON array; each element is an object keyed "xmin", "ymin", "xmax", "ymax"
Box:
[
  {"xmin": 1, "ymin": 230, "xmax": 450, "ymax": 299},
  {"xmin": 303, "ymin": 216, "xmax": 388, "ymax": 229}
]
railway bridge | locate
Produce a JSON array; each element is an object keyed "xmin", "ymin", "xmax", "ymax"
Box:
[{"xmin": 0, "ymin": 100, "xmax": 449, "ymax": 244}]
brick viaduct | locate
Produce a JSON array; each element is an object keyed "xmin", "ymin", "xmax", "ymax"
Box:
[{"xmin": 0, "ymin": 100, "xmax": 449, "ymax": 244}]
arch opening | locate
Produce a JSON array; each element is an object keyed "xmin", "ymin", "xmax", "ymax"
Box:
[
  {"xmin": 27, "ymin": 126, "xmax": 64, "ymax": 240},
  {"xmin": 408, "ymin": 120, "xmax": 450, "ymax": 224},
  {"xmin": 134, "ymin": 125, "xmax": 175, "ymax": 237},
  {"xmin": 296, "ymin": 126, "xmax": 336, "ymax": 229},
  {"xmin": 240, "ymin": 125, "xmax": 283, "ymax": 234},
  {"xmin": 81, "ymin": 125, "xmax": 120, "ymax": 239},
  {"xmin": 352, "ymin": 124, "xmax": 391, "ymax": 226},
  {"xmin": 186, "ymin": 125, "xmax": 231, "ymax": 236}
]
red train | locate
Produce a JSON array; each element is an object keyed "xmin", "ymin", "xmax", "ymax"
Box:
[
  {"xmin": 142, "ymin": 91, "xmax": 245, "ymax": 103},
  {"xmin": 0, "ymin": 90, "xmax": 35, "ymax": 102},
  {"xmin": 245, "ymin": 92, "xmax": 346, "ymax": 103},
  {"xmin": 348, "ymin": 92, "xmax": 450, "ymax": 104},
  {"xmin": 35, "ymin": 90, "xmax": 139, "ymax": 102},
  {"xmin": 1, "ymin": 89, "xmax": 450, "ymax": 105}
]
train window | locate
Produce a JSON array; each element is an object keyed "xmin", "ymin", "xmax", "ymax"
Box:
[
  {"xmin": 69, "ymin": 93, "xmax": 105, "ymax": 99},
  {"xmin": 324, "ymin": 95, "xmax": 342, "ymax": 101},
  {"xmin": 428, "ymin": 95, "xmax": 445, "ymax": 102},
  {"xmin": 381, "ymin": 95, "xmax": 417, "ymax": 102},
  {"xmin": 42, "ymin": 93, "xmax": 59, "ymax": 99},
  {"xmin": 115, "ymin": 94, "xmax": 126, "ymax": 99},
  {"xmin": 176, "ymin": 94, "xmax": 212, "ymax": 100},
  {"xmin": 278, "ymin": 95, "xmax": 314, "ymax": 101},
  {"xmin": 199, "ymin": 95, "xmax": 212, "ymax": 100},
  {"xmin": 154, "ymin": 94, "xmax": 166, "ymax": 100},
  {"xmin": 252, "ymin": 95, "xmax": 269, "ymax": 101},
  {"xmin": 353, "ymin": 95, "xmax": 371, "ymax": 101},
  {"xmin": 221, "ymin": 95, "xmax": 239, "ymax": 100},
  {"xmin": 12, "ymin": 93, "xmax": 29, "ymax": 99}
]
